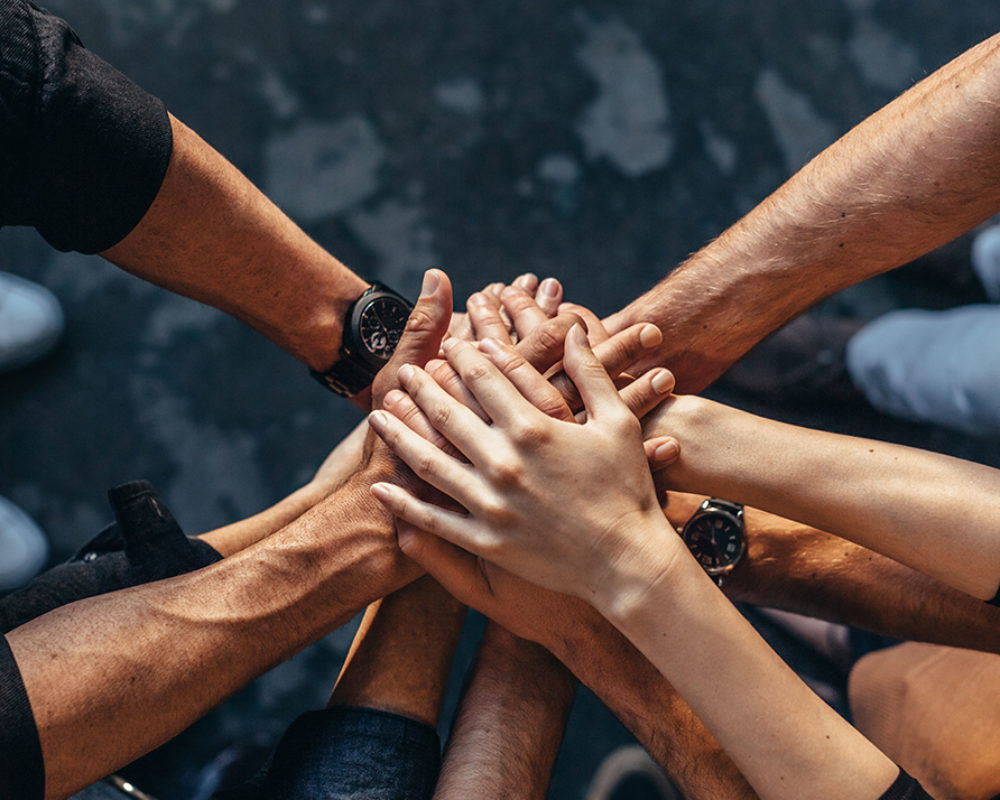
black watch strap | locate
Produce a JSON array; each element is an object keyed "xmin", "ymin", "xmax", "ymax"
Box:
[
  {"xmin": 309, "ymin": 357, "xmax": 376, "ymax": 396},
  {"xmin": 309, "ymin": 281, "xmax": 413, "ymax": 397},
  {"xmin": 705, "ymin": 498, "xmax": 744, "ymax": 517}
]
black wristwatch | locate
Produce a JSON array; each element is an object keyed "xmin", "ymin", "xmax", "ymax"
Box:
[
  {"xmin": 678, "ymin": 498, "xmax": 746, "ymax": 587},
  {"xmin": 310, "ymin": 282, "xmax": 414, "ymax": 397}
]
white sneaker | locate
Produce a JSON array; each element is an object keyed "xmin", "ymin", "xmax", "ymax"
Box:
[
  {"xmin": 0, "ymin": 495, "xmax": 49, "ymax": 591},
  {"xmin": 0, "ymin": 272, "xmax": 64, "ymax": 372},
  {"xmin": 971, "ymin": 225, "xmax": 1000, "ymax": 303}
]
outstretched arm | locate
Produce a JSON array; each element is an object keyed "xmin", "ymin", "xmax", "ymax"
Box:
[
  {"xmin": 647, "ymin": 396, "xmax": 1000, "ymax": 600},
  {"xmin": 433, "ymin": 623, "xmax": 577, "ymax": 800},
  {"xmin": 662, "ymin": 493, "xmax": 1000, "ymax": 654},
  {"xmin": 7, "ymin": 271, "xmax": 452, "ymax": 800},
  {"xmin": 606, "ymin": 33, "xmax": 1000, "ymax": 390},
  {"xmin": 102, "ymin": 114, "xmax": 368, "ymax": 372}
]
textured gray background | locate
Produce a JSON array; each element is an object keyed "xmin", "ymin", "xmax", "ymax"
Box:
[{"xmin": 2, "ymin": 1, "xmax": 1000, "ymax": 797}]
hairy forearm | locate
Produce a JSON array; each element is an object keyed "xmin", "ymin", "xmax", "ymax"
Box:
[
  {"xmin": 608, "ymin": 33, "xmax": 1000, "ymax": 390},
  {"xmin": 330, "ymin": 576, "xmax": 466, "ymax": 727},
  {"xmin": 724, "ymin": 513, "xmax": 1000, "ymax": 653},
  {"xmin": 9, "ymin": 471, "xmax": 419, "ymax": 800},
  {"xmin": 651, "ymin": 395, "xmax": 1000, "ymax": 598},
  {"xmin": 549, "ymin": 603, "xmax": 757, "ymax": 800},
  {"xmin": 102, "ymin": 114, "xmax": 368, "ymax": 371},
  {"xmin": 434, "ymin": 624, "xmax": 576, "ymax": 800}
]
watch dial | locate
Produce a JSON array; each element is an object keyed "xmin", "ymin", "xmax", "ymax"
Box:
[
  {"xmin": 683, "ymin": 514, "xmax": 744, "ymax": 573},
  {"xmin": 359, "ymin": 297, "xmax": 410, "ymax": 361}
]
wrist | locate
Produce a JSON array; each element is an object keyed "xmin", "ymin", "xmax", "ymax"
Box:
[{"xmin": 592, "ymin": 515, "xmax": 688, "ymax": 628}]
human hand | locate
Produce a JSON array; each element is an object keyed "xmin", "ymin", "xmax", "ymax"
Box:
[
  {"xmin": 368, "ymin": 324, "xmax": 681, "ymax": 605},
  {"xmin": 449, "ymin": 273, "xmax": 563, "ymax": 343},
  {"xmin": 357, "ymin": 268, "xmax": 454, "ymax": 486}
]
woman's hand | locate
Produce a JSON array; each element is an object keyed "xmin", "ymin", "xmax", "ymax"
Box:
[{"xmin": 367, "ymin": 324, "xmax": 681, "ymax": 606}]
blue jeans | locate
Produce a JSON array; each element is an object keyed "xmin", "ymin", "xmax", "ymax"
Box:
[{"xmin": 215, "ymin": 706, "xmax": 441, "ymax": 800}]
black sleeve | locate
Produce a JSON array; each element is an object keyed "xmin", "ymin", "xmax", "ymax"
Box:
[
  {"xmin": 0, "ymin": 0, "xmax": 172, "ymax": 253},
  {"xmin": 0, "ymin": 481, "xmax": 222, "ymax": 799},
  {"xmin": 0, "ymin": 636, "xmax": 43, "ymax": 800},
  {"xmin": 880, "ymin": 768, "xmax": 936, "ymax": 800}
]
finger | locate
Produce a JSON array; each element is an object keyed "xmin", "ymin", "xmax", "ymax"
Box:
[
  {"xmin": 512, "ymin": 273, "xmax": 539, "ymax": 293},
  {"xmin": 535, "ymin": 277, "xmax": 563, "ymax": 317},
  {"xmin": 644, "ymin": 435, "xmax": 680, "ymax": 468},
  {"xmin": 619, "ymin": 367, "xmax": 676, "ymax": 417},
  {"xmin": 563, "ymin": 323, "xmax": 631, "ymax": 421},
  {"xmin": 467, "ymin": 292, "xmax": 514, "ymax": 345},
  {"xmin": 382, "ymin": 389, "xmax": 464, "ymax": 459},
  {"xmin": 549, "ymin": 322, "xmax": 661, "ymax": 412},
  {"xmin": 478, "ymin": 338, "xmax": 574, "ymax": 422},
  {"xmin": 396, "ymin": 520, "xmax": 499, "ymax": 608},
  {"xmin": 558, "ymin": 302, "xmax": 610, "ymax": 344},
  {"xmin": 439, "ymin": 339, "xmax": 538, "ymax": 428},
  {"xmin": 370, "ymin": 480, "xmax": 487, "ymax": 553},
  {"xmin": 501, "ymin": 285, "xmax": 551, "ymax": 340},
  {"xmin": 513, "ymin": 312, "xmax": 583, "ymax": 373},
  {"xmin": 369, "ymin": 408, "xmax": 480, "ymax": 506},
  {"xmin": 396, "ymin": 361, "xmax": 507, "ymax": 459},
  {"xmin": 426, "ymin": 356, "xmax": 489, "ymax": 421},
  {"xmin": 372, "ymin": 269, "xmax": 453, "ymax": 406},
  {"xmin": 447, "ymin": 310, "xmax": 475, "ymax": 343}
]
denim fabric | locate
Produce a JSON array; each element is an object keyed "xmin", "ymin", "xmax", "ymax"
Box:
[{"xmin": 216, "ymin": 707, "xmax": 441, "ymax": 800}]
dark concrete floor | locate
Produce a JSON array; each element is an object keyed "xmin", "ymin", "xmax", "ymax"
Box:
[{"xmin": 3, "ymin": 1, "xmax": 1000, "ymax": 797}]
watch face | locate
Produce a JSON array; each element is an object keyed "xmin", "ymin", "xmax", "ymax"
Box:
[
  {"xmin": 683, "ymin": 512, "xmax": 744, "ymax": 574},
  {"xmin": 358, "ymin": 296, "xmax": 410, "ymax": 362}
]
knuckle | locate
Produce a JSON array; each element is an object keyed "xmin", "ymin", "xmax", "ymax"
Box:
[
  {"xmin": 404, "ymin": 306, "xmax": 436, "ymax": 334},
  {"xmin": 479, "ymin": 497, "xmax": 516, "ymax": 529},
  {"xmin": 464, "ymin": 362, "xmax": 492, "ymax": 384},
  {"xmin": 485, "ymin": 455, "xmax": 524, "ymax": 488},
  {"xmin": 509, "ymin": 417, "xmax": 549, "ymax": 447},
  {"xmin": 428, "ymin": 402, "xmax": 452, "ymax": 430}
]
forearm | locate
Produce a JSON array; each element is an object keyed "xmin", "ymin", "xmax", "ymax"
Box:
[
  {"xmin": 330, "ymin": 575, "xmax": 466, "ymax": 727},
  {"xmin": 608, "ymin": 33, "xmax": 1000, "ymax": 390},
  {"xmin": 600, "ymin": 538, "xmax": 897, "ymax": 800},
  {"xmin": 9, "ymin": 471, "xmax": 419, "ymax": 800},
  {"xmin": 653, "ymin": 396, "xmax": 1000, "ymax": 598},
  {"xmin": 723, "ymin": 510, "xmax": 1000, "ymax": 653},
  {"xmin": 434, "ymin": 623, "xmax": 576, "ymax": 800},
  {"xmin": 102, "ymin": 114, "xmax": 368, "ymax": 371},
  {"xmin": 546, "ymin": 599, "xmax": 757, "ymax": 799}
]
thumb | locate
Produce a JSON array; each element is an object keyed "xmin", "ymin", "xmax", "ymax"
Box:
[{"xmin": 373, "ymin": 269, "xmax": 453, "ymax": 406}]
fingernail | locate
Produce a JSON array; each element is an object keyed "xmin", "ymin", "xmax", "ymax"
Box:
[
  {"xmin": 426, "ymin": 358, "xmax": 445, "ymax": 373},
  {"xmin": 478, "ymin": 337, "xmax": 502, "ymax": 355},
  {"xmin": 370, "ymin": 482, "xmax": 393, "ymax": 501},
  {"xmin": 368, "ymin": 410, "xmax": 388, "ymax": 429},
  {"xmin": 397, "ymin": 364, "xmax": 415, "ymax": 384},
  {"xmin": 420, "ymin": 270, "xmax": 440, "ymax": 298},
  {"xmin": 541, "ymin": 278, "xmax": 560, "ymax": 298},
  {"xmin": 515, "ymin": 272, "xmax": 537, "ymax": 288},
  {"xmin": 653, "ymin": 441, "xmax": 679, "ymax": 461},
  {"xmin": 383, "ymin": 389, "xmax": 405, "ymax": 407},
  {"xmin": 441, "ymin": 337, "xmax": 458, "ymax": 353},
  {"xmin": 639, "ymin": 324, "xmax": 662, "ymax": 349},
  {"xmin": 468, "ymin": 292, "xmax": 487, "ymax": 307},
  {"xmin": 651, "ymin": 369, "xmax": 674, "ymax": 394}
]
